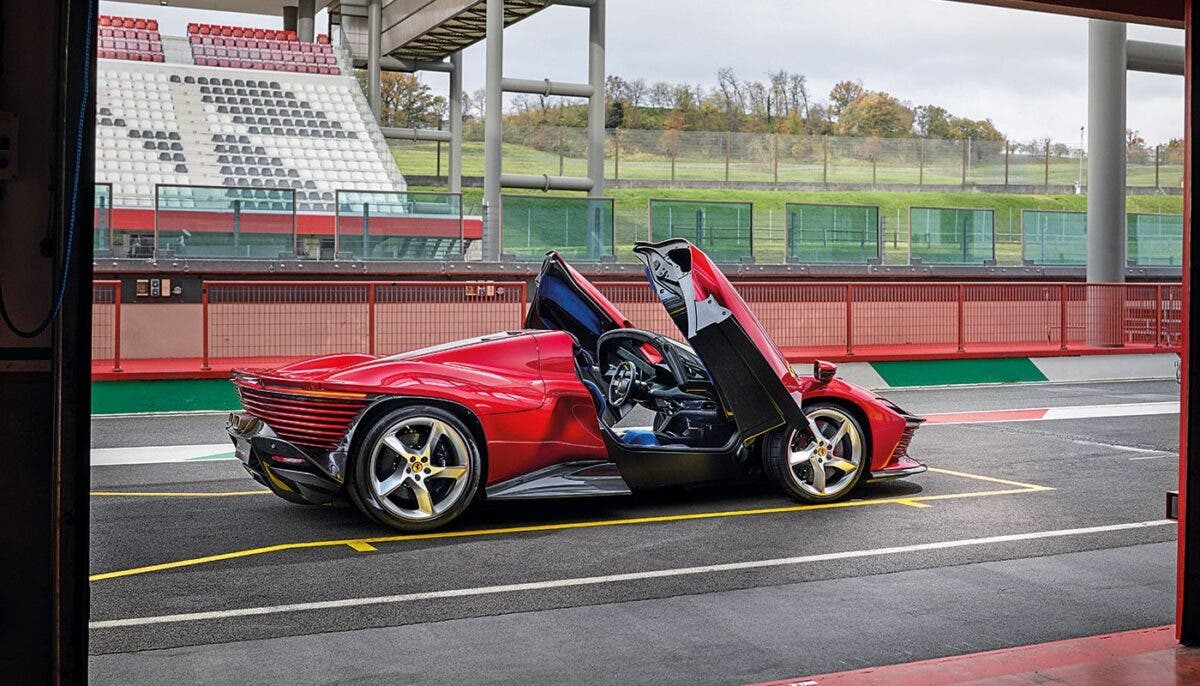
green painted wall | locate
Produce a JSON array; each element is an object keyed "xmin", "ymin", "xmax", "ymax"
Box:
[
  {"xmin": 92, "ymin": 379, "xmax": 241, "ymax": 415},
  {"xmin": 871, "ymin": 358, "xmax": 1048, "ymax": 387}
]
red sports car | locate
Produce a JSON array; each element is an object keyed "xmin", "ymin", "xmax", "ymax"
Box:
[{"xmin": 227, "ymin": 239, "xmax": 926, "ymax": 531}]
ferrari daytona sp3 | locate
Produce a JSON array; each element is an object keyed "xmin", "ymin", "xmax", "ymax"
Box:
[{"xmin": 227, "ymin": 239, "xmax": 926, "ymax": 531}]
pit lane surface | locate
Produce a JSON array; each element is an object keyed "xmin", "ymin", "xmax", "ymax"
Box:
[{"xmin": 89, "ymin": 380, "xmax": 1180, "ymax": 684}]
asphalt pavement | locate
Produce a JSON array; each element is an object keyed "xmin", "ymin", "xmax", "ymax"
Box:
[{"xmin": 88, "ymin": 379, "xmax": 1181, "ymax": 684}]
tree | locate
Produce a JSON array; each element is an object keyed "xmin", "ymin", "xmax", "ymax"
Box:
[
  {"xmin": 715, "ymin": 67, "xmax": 745, "ymax": 128},
  {"xmin": 1126, "ymin": 128, "xmax": 1151, "ymax": 164},
  {"xmin": 828, "ymin": 79, "xmax": 865, "ymax": 118},
  {"xmin": 836, "ymin": 91, "xmax": 913, "ymax": 137},
  {"xmin": 949, "ymin": 117, "xmax": 1005, "ymax": 142},
  {"xmin": 648, "ymin": 81, "xmax": 674, "ymax": 108},
  {"xmin": 606, "ymin": 100, "xmax": 625, "ymax": 129},
  {"xmin": 361, "ymin": 72, "xmax": 447, "ymax": 128},
  {"xmin": 914, "ymin": 105, "xmax": 952, "ymax": 138}
]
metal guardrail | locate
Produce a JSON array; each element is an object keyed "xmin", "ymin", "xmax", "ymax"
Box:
[{"xmin": 92, "ymin": 280, "xmax": 1181, "ymax": 372}]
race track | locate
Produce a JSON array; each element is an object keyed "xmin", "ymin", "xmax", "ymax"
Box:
[{"xmin": 88, "ymin": 379, "xmax": 1180, "ymax": 684}]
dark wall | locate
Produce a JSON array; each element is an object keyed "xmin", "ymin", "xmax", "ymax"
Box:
[{"xmin": 0, "ymin": 0, "xmax": 92, "ymax": 682}]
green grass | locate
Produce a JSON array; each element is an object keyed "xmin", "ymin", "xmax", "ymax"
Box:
[
  {"xmin": 411, "ymin": 184, "xmax": 1182, "ymax": 266},
  {"xmin": 391, "ymin": 138, "xmax": 1185, "ymax": 189}
]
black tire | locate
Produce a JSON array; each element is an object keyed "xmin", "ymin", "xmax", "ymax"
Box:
[
  {"xmin": 762, "ymin": 402, "xmax": 868, "ymax": 504},
  {"xmin": 349, "ymin": 405, "xmax": 482, "ymax": 532}
]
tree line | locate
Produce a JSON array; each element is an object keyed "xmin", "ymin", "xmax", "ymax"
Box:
[{"xmin": 366, "ymin": 68, "xmax": 1181, "ymax": 161}]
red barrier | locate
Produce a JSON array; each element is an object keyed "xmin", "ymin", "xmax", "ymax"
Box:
[
  {"xmin": 108, "ymin": 208, "xmax": 484, "ymax": 241},
  {"xmin": 92, "ymin": 280, "xmax": 122, "ymax": 372},
  {"xmin": 95, "ymin": 279, "xmax": 1181, "ymax": 378},
  {"xmin": 597, "ymin": 280, "xmax": 1182, "ymax": 361},
  {"xmin": 201, "ymin": 280, "xmax": 527, "ymax": 370}
]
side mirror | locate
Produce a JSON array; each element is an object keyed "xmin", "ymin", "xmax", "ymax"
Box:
[{"xmin": 813, "ymin": 360, "xmax": 838, "ymax": 383}]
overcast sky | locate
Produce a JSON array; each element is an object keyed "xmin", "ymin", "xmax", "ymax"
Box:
[{"xmin": 105, "ymin": 0, "xmax": 1183, "ymax": 145}]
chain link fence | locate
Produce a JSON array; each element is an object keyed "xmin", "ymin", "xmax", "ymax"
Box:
[{"xmin": 390, "ymin": 125, "xmax": 1183, "ymax": 191}]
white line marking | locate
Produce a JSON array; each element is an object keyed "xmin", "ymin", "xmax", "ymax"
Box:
[
  {"xmin": 1069, "ymin": 438, "xmax": 1172, "ymax": 455},
  {"xmin": 90, "ymin": 443, "xmax": 233, "ymax": 466},
  {"xmin": 89, "ymin": 519, "xmax": 1175, "ymax": 630},
  {"xmin": 1129, "ymin": 455, "xmax": 1173, "ymax": 461},
  {"xmin": 1041, "ymin": 401, "xmax": 1179, "ymax": 421}
]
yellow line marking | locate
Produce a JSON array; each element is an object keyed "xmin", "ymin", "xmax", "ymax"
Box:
[
  {"xmin": 89, "ymin": 467, "xmax": 1051, "ymax": 582},
  {"xmin": 895, "ymin": 499, "xmax": 932, "ymax": 508},
  {"xmin": 90, "ymin": 490, "xmax": 271, "ymax": 498},
  {"xmin": 346, "ymin": 541, "xmax": 377, "ymax": 552},
  {"xmin": 926, "ymin": 466, "xmax": 1053, "ymax": 491}
]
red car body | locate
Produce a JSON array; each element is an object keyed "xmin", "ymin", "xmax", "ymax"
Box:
[{"xmin": 228, "ymin": 239, "xmax": 924, "ymax": 529}]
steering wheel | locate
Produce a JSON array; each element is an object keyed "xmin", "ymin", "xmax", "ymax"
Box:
[{"xmin": 607, "ymin": 360, "xmax": 640, "ymax": 407}]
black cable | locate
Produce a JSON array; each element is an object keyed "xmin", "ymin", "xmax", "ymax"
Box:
[{"xmin": 0, "ymin": 0, "xmax": 95, "ymax": 338}]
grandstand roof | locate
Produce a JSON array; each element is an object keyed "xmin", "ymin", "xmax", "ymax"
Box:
[{"xmin": 371, "ymin": 0, "xmax": 553, "ymax": 61}]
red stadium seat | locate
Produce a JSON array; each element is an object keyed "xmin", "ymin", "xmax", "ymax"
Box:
[
  {"xmin": 221, "ymin": 27, "xmax": 232, "ymax": 37},
  {"xmin": 147, "ymin": 19, "xmax": 158, "ymax": 31},
  {"xmin": 134, "ymin": 19, "xmax": 146, "ymax": 30},
  {"xmin": 317, "ymin": 33, "xmax": 329, "ymax": 44},
  {"xmin": 285, "ymin": 30, "xmax": 297, "ymax": 41},
  {"xmin": 99, "ymin": 16, "xmax": 111, "ymax": 26}
]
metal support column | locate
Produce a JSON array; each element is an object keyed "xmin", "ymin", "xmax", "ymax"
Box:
[
  {"xmin": 366, "ymin": 0, "xmax": 382, "ymax": 121},
  {"xmin": 297, "ymin": 0, "xmax": 315, "ymax": 43},
  {"xmin": 449, "ymin": 51, "xmax": 463, "ymax": 194},
  {"xmin": 586, "ymin": 0, "xmax": 606, "ymax": 259},
  {"xmin": 1086, "ymin": 19, "xmax": 1127, "ymax": 346},
  {"xmin": 483, "ymin": 0, "xmax": 503, "ymax": 261}
]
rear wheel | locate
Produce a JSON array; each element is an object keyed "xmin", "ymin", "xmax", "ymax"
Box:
[
  {"xmin": 349, "ymin": 406, "xmax": 481, "ymax": 532},
  {"xmin": 762, "ymin": 403, "xmax": 867, "ymax": 504}
]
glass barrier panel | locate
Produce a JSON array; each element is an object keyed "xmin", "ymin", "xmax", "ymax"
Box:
[
  {"xmin": 648, "ymin": 199, "xmax": 753, "ymax": 262},
  {"xmin": 1022, "ymin": 210, "xmax": 1087, "ymax": 265},
  {"xmin": 94, "ymin": 184, "xmax": 113, "ymax": 253},
  {"xmin": 155, "ymin": 186, "xmax": 295, "ymax": 259},
  {"xmin": 909, "ymin": 207, "xmax": 995, "ymax": 264},
  {"xmin": 500, "ymin": 195, "xmax": 615, "ymax": 261},
  {"xmin": 335, "ymin": 190, "xmax": 463, "ymax": 260},
  {"xmin": 1127, "ymin": 213, "xmax": 1183, "ymax": 267},
  {"xmin": 786, "ymin": 203, "xmax": 880, "ymax": 264}
]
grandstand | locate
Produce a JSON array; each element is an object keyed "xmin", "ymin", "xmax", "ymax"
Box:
[{"xmin": 93, "ymin": 14, "xmax": 448, "ymax": 259}]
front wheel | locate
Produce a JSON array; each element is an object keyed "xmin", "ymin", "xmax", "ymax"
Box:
[
  {"xmin": 349, "ymin": 406, "xmax": 482, "ymax": 532},
  {"xmin": 762, "ymin": 403, "xmax": 867, "ymax": 504}
]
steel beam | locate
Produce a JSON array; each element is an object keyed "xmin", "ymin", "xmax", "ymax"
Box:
[
  {"xmin": 381, "ymin": 127, "xmax": 453, "ymax": 142},
  {"xmin": 297, "ymin": 0, "xmax": 315, "ymax": 43},
  {"xmin": 502, "ymin": 77, "xmax": 595, "ymax": 98},
  {"xmin": 587, "ymin": 0, "xmax": 605, "ymax": 197},
  {"xmin": 449, "ymin": 50, "xmax": 463, "ymax": 193},
  {"xmin": 367, "ymin": 0, "xmax": 382, "ymax": 121},
  {"xmin": 1086, "ymin": 19, "xmax": 1127, "ymax": 346},
  {"xmin": 1127, "ymin": 39, "xmax": 1185, "ymax": 75},
  {"xmin": 483, "ymin": 0, "xmax": 503, "ymax": 261},
  {"xmin": 500, "ymin": 174, "xmax": 594, "ymax": 192},
  {"xmin": 385, "ymin": 57, "xmax": 455, "ymax": 73}
]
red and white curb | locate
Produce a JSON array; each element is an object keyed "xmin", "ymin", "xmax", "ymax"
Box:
[{"xmin": 923, "ymin": 401, "xmax": 1179, "ymax": 426}]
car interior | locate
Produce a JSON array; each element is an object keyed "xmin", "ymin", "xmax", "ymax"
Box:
[{"xmin": 527, "ymin": 261, "xmax": 737, "ymax": 451}]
